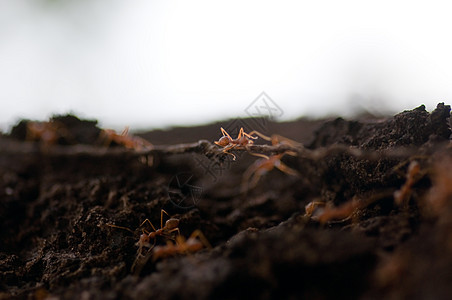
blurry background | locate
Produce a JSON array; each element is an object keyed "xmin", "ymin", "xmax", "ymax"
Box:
[{"xmin": 1, "ymin": 0, "xmax": 452, "ymax": 132}]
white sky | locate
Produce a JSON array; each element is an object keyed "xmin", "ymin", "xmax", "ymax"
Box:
[{"xmin": 1, "ymin": 0, "xmax": 452, "ymax": 132}]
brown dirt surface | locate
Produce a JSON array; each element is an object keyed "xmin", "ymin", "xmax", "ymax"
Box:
[{"xmin": 1, "ymin": 103, "xmax": 452, "ymax": 299}]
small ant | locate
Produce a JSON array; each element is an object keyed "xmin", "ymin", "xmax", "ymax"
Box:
[
  {"xmin": 304, "ymin": 199, "xmax": 361, "ymax": 224},
  {"xmin": 241, "ymin": 151, "xmax": 300, "ymax": 192},
  {"xmin": 136, "ymin": 209, "xmax": 180, "ymax": 255},
  {"xmin": 152, "ymin": 229, "xmax": 211, "ymax": 261},
  {"xmin": 318, "ymin": 199, "xmax": 361, "ymax": 224},
  {"xmin": 107, "ymin": 209, "xmax": 180, "ymax": 256},
  {"xmin": 99, "ymin": 127, "xmax": 153, "ymax": 151},
  {"xmin": 214, "ymin": 127, "xmax": 260, "ymax": 160},
  {"xmin": 214, "ymin": 127, "xmax": 302, "ymax": 160}
]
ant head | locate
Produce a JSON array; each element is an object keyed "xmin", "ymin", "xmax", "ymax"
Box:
[{"xmin": 215, "ymin": 136, "xmax": 230, "ymax": 147}]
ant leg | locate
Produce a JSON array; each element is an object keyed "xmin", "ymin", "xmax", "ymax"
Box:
[
  {"xmin": 275, "ymin": 162, "xmax": 300, "ymax": 177},
  {"xmin": 241, "ymin": 166, "xmax": 257, "ymax": 192},
  {"xmin": 248, "ymin": 130, "xmax": 271, "ymax": 141},
  {"xmin": 161, "ymin": 209, "xmax": 171, "ymax": 229},
  {"xmin": 121, "ymin": 126, "xmax": 129, "ymax": 136},
  {"xmin": 247, "ymin": 131, "xmax": 302, "ymax": 146},
  {"xmin": 222, "ymin": 144, "xmax": 238, "ymax": 160},
  {"xmin": 248, "ymin": 152, "xmax": 270, "ymax": 160},
  {"xmin": 242, "ymin": 158, "xmax": 274, "ymax": 191},
  {"xmin": 106, "ymin": 224, "xmax": 134, "ymax": 234},
  {"xmin": 220, "ymin": 127, "xmax": 233, "ymax": 140},
  {"xmin": 167, "ymin": 228, "xmax": 181, "ymax": 237},
  {"xmin": 283, "ymin": 150, "xmax": 299, "ymax": 157},
  {"xmin": 248, "ymin": 170, "xmax": 265, "ymax": 190},
  {"xmin": 269, "ymin": 134, "xmax": 303, "ymax": 147},
  {"xmin": 175, "ymin": 235, "xmax": 187, "ymax": 247},
  {"xmin": 225, "ymin": 151, "xmax": 237, "ymax": 161},
  {"xmin": 140, "ymin": 219, "xmax": 157, "ymax": 232},
  {"xmin": 241, "ymin": 130, "xmax": 258, "ymax": 140},
  {"xmin": 188, "ymin": 230, "xmax": 212, "ymax": 249},
  {"xmin": 239, "ymin": 127, "xmax": 259, "ymax": 140},
  {"xmin": 241, "ymin": 171, "xmax": 260, "ymax": 192},
  {"xmin": 237, "ymin": 128, "xmax": 244, "ymax": 139}
]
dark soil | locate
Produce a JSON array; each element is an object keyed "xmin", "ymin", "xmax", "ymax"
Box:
[{"xmin": 1, "ymin": 104, "xmax": 452, "ymax": 299}]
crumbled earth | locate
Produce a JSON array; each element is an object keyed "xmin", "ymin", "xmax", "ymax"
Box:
[{"xmin": 1, "ymin": 104, "xmax": 452, "ymax": 299}]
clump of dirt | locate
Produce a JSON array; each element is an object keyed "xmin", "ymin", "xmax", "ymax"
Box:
[{"xmin": 1, "ymin": 104, "xmax": 451, "ymax": 299}]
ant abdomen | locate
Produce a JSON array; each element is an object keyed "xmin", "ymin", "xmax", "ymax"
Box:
[{"xmin": 165, "ymin": 219, "xmax": 180, "ymax": 230}]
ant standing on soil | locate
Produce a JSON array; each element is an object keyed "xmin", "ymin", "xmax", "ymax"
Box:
[
  {"xmin": 214, "ymin": 127, "xmax": 303, "ymax": 161},
  {"xmin": 136, "ymin": 210, "xmax": 181, "ymax": 255},
  {"xmin": 107, "ymin": 209, "xmax": 180, "ymax": 255},
  {"xmin": 214, "ymin": 127, "xmax": 261, "ymax": 160},
  {"xmin": 152, "ymin": 229, "xmax": 212, "ymax": 261}
]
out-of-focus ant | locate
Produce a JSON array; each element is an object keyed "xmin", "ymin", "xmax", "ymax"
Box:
[
  {"xmin": 304, "ymin": 199, "xmax": 361, "ymax": 224},
  {"xmin": 152, "ymin": 229, "xmax": 211, "ymax": 261},
  {"xmin": 99, "ymin": 127, "xmax": 153, "ymax": 151},
  {"xmin": 241, "ymin": 151, "xmax": 300, "ymax": 192},
  {"xmin": 26, "ymin": 121, "xmax": 72, "ymax": 147}
]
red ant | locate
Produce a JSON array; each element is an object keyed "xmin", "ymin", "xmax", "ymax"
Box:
[
  {"xmin": 304, "ymin": 199, "xmax": 361, "ymax": 224},
  {"xmin": 241, "ymin": 151, "xmax": 300, "ymax": 192},
  {"xmin": 152, "ymin": 229, "xmax": 211, "ymax": 261},
  {"xmin": 215, "ymin": 127, "xmax": 302, "ymax": 160},
  {"xmin": 136, "ymin": 209, "xmax": 180, "ymax": 255},
  {"xmin": 107, "ymin": 209, "xmax": 180, "ymax": 256},
  {"xmin": 214, "ymin": 127, "xmax": 260, "ymax": 160},
  {"xmin": 100, "ymin": 127, "xmax": 153, "ymax": 151}
]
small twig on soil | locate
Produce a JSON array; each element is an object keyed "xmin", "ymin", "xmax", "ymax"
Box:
[{"xmin": 0, "ymin": 139, "xmax": 219, "ymax": 158}]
